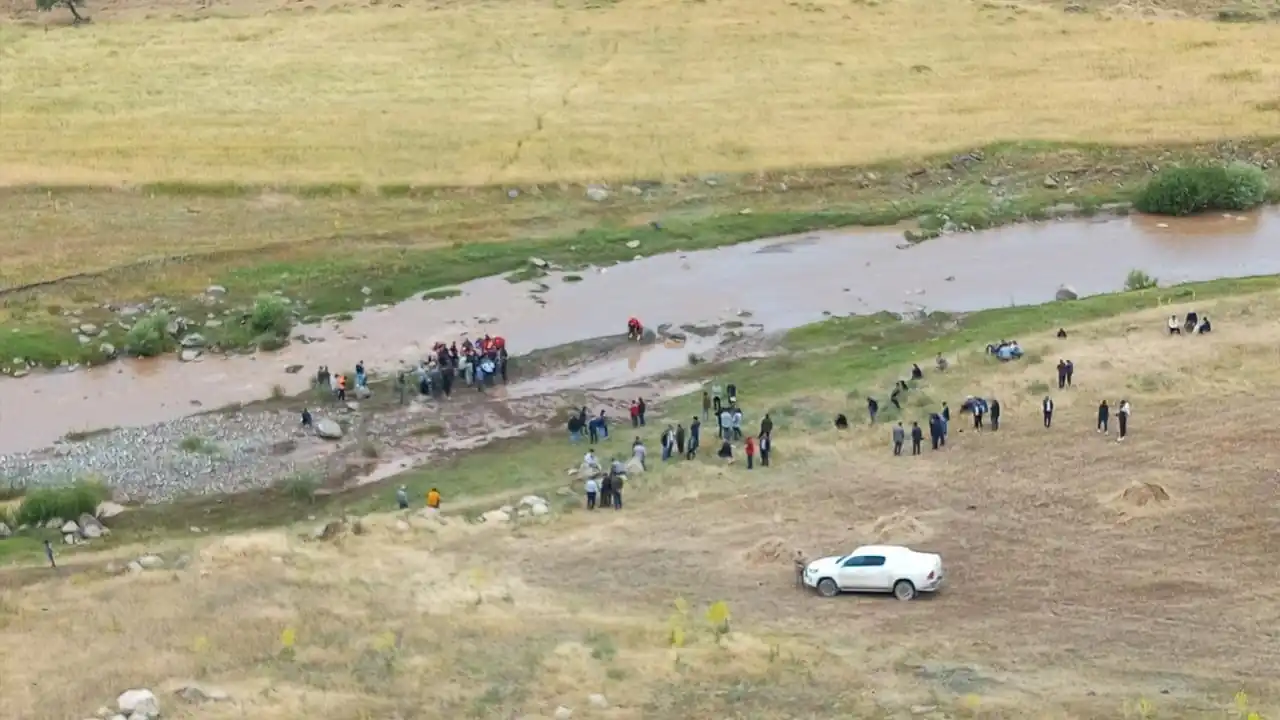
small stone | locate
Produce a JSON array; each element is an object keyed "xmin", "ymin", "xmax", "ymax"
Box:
[
  {"xmin": 1043, "ymin": 174, "xmax": 1059, "ymax": 189},
  {"xmin": 206, "ymin": 285, "xmax": 227, "ymax": 295},
  {"xmin": 588, "ymin": 693, "xmax": 609, "ymax": 708},
  {"xmin": 285, "ymin": 364, "xmax": 304, "ymax": 374},
  {"xmin": 63, "ymin": 533, "xmax": 77, "ymax": 545},
  {"xmin": 174, "ymin": 682, "xmax": 230, "ymax": 703},
  {"xmin": 180, "ymin": 349, "xmax": 202, "ymax": 362},
  {"xmin": 586, "ymin": 186, "xmax": 609, "ymax": 202},
  {"xmin": 98, "ymin": 342, "xmax": 117, "ymax": 358},
  {"xmin": 529, "ymin": 257, "xmax": 549, "ymax": 268},
  {"xmin": 530, "ymin": 502, "xmax": 549, "ymax": 517},
  {"xmin": 361, "ymin": 286, "xmax": 373, "ymax": 295},
  {"xmin": 180, "ymin": 333, "xmax": 206, "ymax": 348},
  {"xmin": 137, "ymin": 554, "xmax": 164, "ymax": 569},
  {"xmin": 554, "ymin": 706, "xmax": 573, "ymax": 720},
  {"xmin": 316, "ymin": 418, "xmax": 344, "ymax": 439},
  {"xmin": 78, "ymin": 335, "xmax": 92, "ymax": 345},
  {"xmin": 78, "ymin": 323, "xmax": 99, "ymax": 336},
  {"xmin": 117, "ymin": 689, "xmax": 160, "ymax": 719},
  {"xmin": 126, "ymin": 560, "xmax": 144, "ymax": 573}
]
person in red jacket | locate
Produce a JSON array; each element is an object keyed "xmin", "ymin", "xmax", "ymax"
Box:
[
  {"xmin": 629, "ymin": 400, "xmax": 640, "ymax": 428},
  {"xmin": 745, "ymin": 435, "xmax": 757, "ymax": 470},
  {"xmin": 627, "ymin": 317, "xmax": 643, "ymax": 341}
]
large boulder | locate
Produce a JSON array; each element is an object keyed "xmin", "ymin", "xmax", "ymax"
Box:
[
  {"xmin": 117, "ymin": 689, "xmax": 160, "ymax": 719},
  {"xmin": 0, "ymin": 522, "xmax": 10, "ymax": 538},
  {"xmin": 1055, "ymin": 285, "xmax": 1079, "ymax": 301},
  {"xmin": 78, "ymin": 513, "xmax": 107, "ymax": 538},
  {"xmin": 60, "ymin": 520, "xmax": 79, "ymax": 535},
  {"xmin": 96, "ymin": 501, "xmax": 127, "ymax": 519},
  {"xmin": 355, "ymin": 385, "xmax": 373, "ymax": 400},
  {"xmin": 315, "ymin": 419, "xmax": 343, "ymax": 440}
]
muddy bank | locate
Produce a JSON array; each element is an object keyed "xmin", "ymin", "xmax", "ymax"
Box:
[
  {"xmin": 2, "ymin": 208, "xmax": 1279, "ymax": 453},
  {"xmin": 0, "ymin": 333, "xmax": 725, "ymax": 501}
]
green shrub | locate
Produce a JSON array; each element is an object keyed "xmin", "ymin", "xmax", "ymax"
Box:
[
  {"xmin": 1135, "ymin": 163, "xmax": 1269, "ymax": 216},
  {"xmin": 125, "ymin": 311, "xmax": 174, "ymax": 357},
  {"xmin": 250, "ymin": 295, "xmax": 294, "ymax": 338},
  {"xmin": 16, "ymin": 480, "xmax": 108, "ymax": 526},
  {"xmin": 1124, "ymin": 269, "xmax": 1159, "ymax": 291},
  {"xmin": 278, "ymin": 474, "xmax": 319, "ymax": 504}
]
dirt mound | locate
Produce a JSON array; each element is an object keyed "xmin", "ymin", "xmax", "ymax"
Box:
[
  {"xmin": 865, "ymin": 511, "xmax": 932, "ymax": 544},
  {"xmin": 742, "ymin": 537, "xmax": 789, "ymax": 565},
  {"xmin": 1119, "ymin": 481, "xmax": 1171, "ymax": 507}
]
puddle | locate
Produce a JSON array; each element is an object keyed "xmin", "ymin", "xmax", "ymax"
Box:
[{"xmin": 4, "ymin": 209, "xmax": 1280, "ymax": 454}]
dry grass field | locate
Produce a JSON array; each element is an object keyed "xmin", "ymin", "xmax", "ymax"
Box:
[
  {"xmin": 3, "ymin": 0, "xmax": 1280, "ymax": 185},
  {"xmin": 5, "ymin": 292, "xmax": 1280, "ymax": 719}
]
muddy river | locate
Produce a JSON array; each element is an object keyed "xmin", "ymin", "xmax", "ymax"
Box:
[{"xmin": 1, "ymin": 209, "xmax": 1275, "ymax": 454}]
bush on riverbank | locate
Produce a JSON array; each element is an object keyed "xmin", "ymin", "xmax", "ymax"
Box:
[
  {"xmin": 250, "ymin": 295, "xmax": 293, "ymax": 340},
  {"xmin": 14, "ymin": 480, "xmax": 108, "ymax": 527},
  {"xmin": 1135, "ymin": 163, "xmax": 1268, "ymax": 216},
  {"xmin": 124, "ymin": 311, "xmax": 175, "ymax": 357},
  {"xmin": 1124, "ymin": 269, "xmax": 1158, "ymax": 291}
]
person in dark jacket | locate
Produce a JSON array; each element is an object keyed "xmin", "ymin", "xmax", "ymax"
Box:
[
  {"xmin": 759, "ymin": 413, "xmax": 773, "ymax": 437},
  {"xmin": 835, "ymin": 414, "xmax": 849, "ymax": 430},
  {"xmin": 675, "ymin": 423, "xmax": 686, "ymax": 455},
  {"xmin": 911, "ymin": 363, "xmax": 923, "ymax": 381},
  {"xmin": 892, "ymin": 423, "xmax": 905, "ymax": 456},
  {"xmin": 687, "ymin": 417, "xmax": 701, "ymax": 459},
  {"xmin": 910, "ymin": 422, "xmax": 923, "ymax": 455},
  {"xmin": 1065, "ymin": 360, "xmax": 1074, "ymax": 387},
  {"xmin": 1057, "ymin": 360, "xmax": 1068, "ymax": 389},
  {"xmin": 941, "ymin": 403, "xmax": 951, "ymax": 424},
  {"xmin": 990, "ymin": 399, "xmax": 1001, "ymax": 431},
  {"xmin": 1097, "ymin": 399, "xmax": 1110, "ymax": 434},
  {"xmin": 759, "ymin": 432, "xmax": 771, "ymax": 467},
  {"xmin": 637, "ymin": 397, "xmax": 647, "ymax": 426},
  {"xmin": 928, "ymin": 413, "xmax": 943, "ymax": 450},
  {"xmin": 867, "ymin": 397, "xmax": 879, "ymax": 423},
  {"xmin": 1043, "ymin": 396, "xmax": 1054, "ymax": 428}
]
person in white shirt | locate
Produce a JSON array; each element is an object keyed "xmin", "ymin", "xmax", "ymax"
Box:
[
  {"xmin": 1042, "ymin": 396, "xmax": 1054, "ymax": 428},
  {"xmin": 1167, "ymin": 315, "xmax": 1181, "ymax": 336},
  {"xmin": 632, "ymin": 438, "xmax": 647, "ymax": 470},
  {"xmin": 731, "ymin": 409, "xmax": 744, "ymax": 440},
  {"xmin": 1117, "ymin": 400, "xmax": 1131, "ymax": 442},
  {"xmin": 584, "ymin": 450, "xmax": 599, "ymax": 470},
  {"xmin": 584, "ymin": 477, "xmax": 599, "ymax": 510}
]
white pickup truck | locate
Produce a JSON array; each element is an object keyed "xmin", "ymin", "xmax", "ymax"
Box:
[{"xmin": 802, "ymin": 544, "xmax": 944, "ymax": 600}]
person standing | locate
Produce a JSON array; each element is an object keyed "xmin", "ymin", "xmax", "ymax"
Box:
[
  {"xmin": 630, "ymin": 401, "xmax": 640, "ymax": 428},
  {"xmin": 1042, "ymin": 396, "xmax": 1054, "ymax": 428},
  {"xmin": 1117, "ymin": 399, "xmax": 1131, "ymax": 442},
  {"xmin": 990, "ymin": 399, "xmax": 1001, "ymax": 431},
  {"xmin": 928, "ymin": 414, "xmax": 942, "ymax": 450},
  {"xmin": 425, "ymin": 487, "xmax": 441, "ymax": 514},
  {"xmin": 745, "ymin": 436, "xmax": 756, "ymax": 470},
  {"xmin": 396, "ymin": 485, "xmax": 409, "ymax": 510},
  {"xmin": 892, "ymin": 422, "xmax": 905, "ymax": 456},
  {"xmin": 702, "ymin": 391, "xmax": 712, "ymax": 420},
  {"xmin": 719, "ymin": 408, "xmax": 732, "ymax": 440},
  {"xmin": 661, "ymin": 426, "xmax": 674, "ymax": 461},
  {"xmin": 973, "ymin": 399, "xmax": 985, "ymax": 431},
  {"xmin": 637, "ymin": 397, "xmax": 647, "ymax": 426},
  {"xmin": 687, "ymin": 417, "xmax": 701, "ymax": 459},
  {"xmin": 731, "ymin": 407, "xmax": 743, "ymax": 440},
  {"xmin": 585, "ymin": 477, "xmax": 599, "ymax": 510},
  {"xmin": 1097, "ymin": 400, "xmax": 1110, "ymax": 434},
  {"xmin": 759, "ymin": 432, "xmax": 771, "ymax": 467},
  {"xmin": 675, "ymin": 423, "xmax": 686, "ymax": 456},
  {"xmin": 612, "ymin": 472, "xmax": 624, "ymax": 510},
  {"xmin": 632, "ymin": 437, "xmax": 647, "ymax": 471},
  {"xmin": 44, "ymin": 540, "xmax": 56, "ymax": 569},
  {"xmin": 759, "ymin": 413, "xmax": 773, "ymax": 438},
  {"xmin": 1057, "ymin": 360, "xmax": 1068, "ymax": 390},
  {"xmin": 867, "ymin": 397, "xmax": 879, "ymax": 424},
  {"xmin": 910, "ymin": 422, "xmax": 923, "ymax": 455},
  {"xmin": 1065, "ymin": 360, "xmax": 1074, "ymax": 387},
  {"xmin": 600, "ymin": 472, "xmax": 614, "ymax": 510}
]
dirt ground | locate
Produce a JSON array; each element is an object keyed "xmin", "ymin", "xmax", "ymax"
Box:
[{"xmin": 4, "ymin": 293, "xmax": 1280, "ymax": 719}]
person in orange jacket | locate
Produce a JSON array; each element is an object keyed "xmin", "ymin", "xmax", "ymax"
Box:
[
  {"xmin": 745, "ymin": 436, "xmax": 757, "ymax": 470},
  {"xmin": 425, "ymin": 487, "xmax": 441, "ymax": 513},
  {"xmin": 336, "ymin": 373, "xmax": 347, "ymax": 401}
]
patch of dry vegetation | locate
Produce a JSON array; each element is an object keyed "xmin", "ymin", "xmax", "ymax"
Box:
[
  {"xmin": 4, "ymin": 0, "xmax": 1280, "ymax": 185},
  {"xmin": 6, "ymin": 292, "xmax": 1280, "ymax": 717}
]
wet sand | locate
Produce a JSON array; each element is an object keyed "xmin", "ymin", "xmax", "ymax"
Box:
[{"xmin": 2, "ymin": 209, "xmax": 1278, "ymax": 454}]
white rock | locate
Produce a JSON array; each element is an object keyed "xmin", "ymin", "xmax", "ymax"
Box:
[
  {"xmin": 46, "ymin": 517, "xmax": 64, "ymax": 529},
  {"xmin": 519, "ymin": 495, "xmax": 547, "ymax": 507},
  {"xmin": 588, "ymin": 693, "xmax": 609, "ymax": 708},
  {"xmin": 96, "ymin": 501, "xmax": 127, "ymax": 518},
  {"xmin": 361, "ymin": 286, "xmax": 373, "ymax": 295},
  {"xmin": 0, "ymin": 522, "xmax": 9, "ymax": 538},
  {"xmin": 554, "ymin": 706, "xmax": 573, "ymax": 720},
  {"xmin": 315, "ymin": 418, "xmax": 343, "ymax": 440},
  {"xmin": 530, "ymin": 502, "xmax": 549, "ymax": 517},
  {"xmin": 206, "ymin": 285, "xmax": 227, "ymax": 295},
  {"xmin": 63, "ymin": 533, "xmax": 77, "ymax": 545},
  {"xmin": 625, "ymin": 239, "xmax": 640, "ymax": 249},
  {"xmin": 137, "ymin": 554, "xmax": 164, "ymax": 569},
  {"xmin": 180, "ymin": 348, "xmax": 202, "ymax": 362},
  {"xmin": 98, "ymin": 342, "xmax": 117, "ymax": 358},
  {"xmin": 117, "ymin": 689, "xmax": 160, "ymax": 719},
  {"xmin": 395, "ymin": 520, "xmax": 411, "ymax": 532},
  {"xmin": 126, "ymin": 560, "xmax": 144, "ymax": 573},
  {"xmin": 585, "ymin": 186, "xmax": 609, "ymax": 202},
  {"xmin": 61, "ymin": 520, "xmax": 79, "ymax": 534},
  {"xmin": 180, "ymin": 333, "xmax": 206, "ymax": 348},
  {"xmin": 355, "ymin": 385, "xmax": 373, "ymax": 400},
  {"xmin": 480, "ymin": 509, "xmax": 510, "ymax": 524},
  {"xmin": 529, "ymin": 257, "xmax": 549, "ymax": 268},
  {"xmin": 79, "ymin": 323, "xmax": 99, "ymax": 336}
]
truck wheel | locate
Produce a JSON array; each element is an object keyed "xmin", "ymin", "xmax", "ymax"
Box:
[{"xmin": 817, "ymin": 578, "xmax": 840, "ymax": 597}]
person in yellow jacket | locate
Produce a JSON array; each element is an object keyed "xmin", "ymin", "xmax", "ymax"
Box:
[{"xmin": 425, "ymin": 488, "xmax": 441, "ymax": 514}]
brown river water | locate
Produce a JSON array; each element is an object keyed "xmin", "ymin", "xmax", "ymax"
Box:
[{"xmin": 0, "ymin": 209, "xmax": 1274, "ymax": 454}]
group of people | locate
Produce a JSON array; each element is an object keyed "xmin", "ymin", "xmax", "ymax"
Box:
[
  {"xmin": 399, "ymin": 336, "xmax": 510, "ymax": 400},
  {"xmin": 1168, "ymin": 312, "xmax": 1211, "ymax": 335}
]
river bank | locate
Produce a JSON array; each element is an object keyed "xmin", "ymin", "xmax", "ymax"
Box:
[
  {"xmin": 4, "ymin": 139, "xmax": 1279, "ymax": 372},
  {"xmin": 6, "ymin": 206, "xmax": 1280, "ymax": 454}
]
